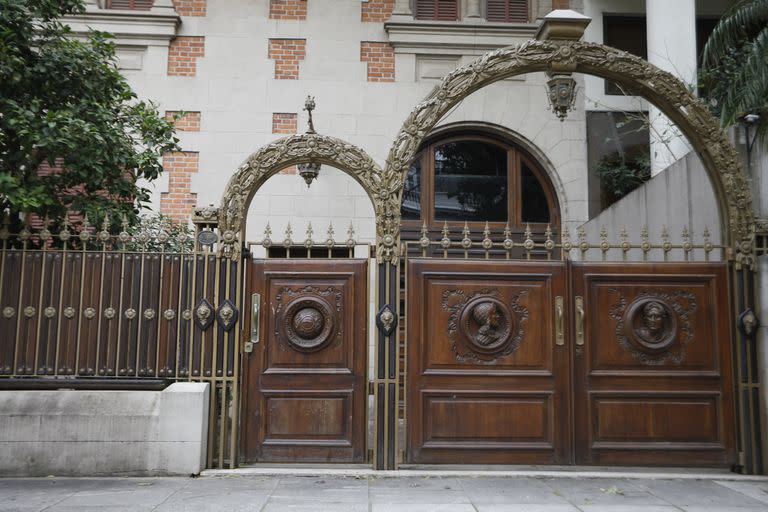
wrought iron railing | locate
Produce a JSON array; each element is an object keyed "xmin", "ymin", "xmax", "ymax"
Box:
[{"xmin": 0, "ymin": 214, "xmax": 240, "ymax": 468}]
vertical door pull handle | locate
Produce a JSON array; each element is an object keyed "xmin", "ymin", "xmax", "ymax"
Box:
[
  {"xmin": 575, "ymin": 296, "xmax": 585, "ymax": 346},
  {"xmin": 555, "ymin": 296, "xmax": 565, "ymax": 346},
  {"xmin": 245, "ymin": 293, "xmax": 261, "ymax": 353}
]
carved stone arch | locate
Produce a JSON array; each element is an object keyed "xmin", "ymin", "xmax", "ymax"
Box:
[
  {"xmin": 420, "ymin": 121, "xmax": 568, "ymax": 225},
  {"xmin": 384, "ymin": 40, "xmax": 756, "ymax": 265},
  {"xmin": 218, "ymin": 133, "xmax": 401, "ymax": 262}
]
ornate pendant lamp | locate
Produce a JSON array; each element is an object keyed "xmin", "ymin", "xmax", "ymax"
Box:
[{"xmin": 298, "ymin": 96, "xmax": 321, "ymax": 187}]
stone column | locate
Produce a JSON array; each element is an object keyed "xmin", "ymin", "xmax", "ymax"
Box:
[
  {"xmin": 757, "ymin": 255, "xmax": 768, "ymax": 468},
  {"xmin": 464, "ymin": 0, "xmax": 482, "ymax": 20},
  {"xmin": 392, "ymin": 0, "xmax": 413, "ymax": 18},
  {"xmin": 646, "ymin": 0, "xmax": 696, "ymax": 176}
]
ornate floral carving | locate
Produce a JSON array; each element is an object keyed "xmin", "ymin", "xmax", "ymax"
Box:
[
  {"xmin": 442, "ymin": 288, "xmax": 528, "ymax": 363},
  {"xmin": 376, "ymin": 304, "xmax": 397, "ymax": 337},
  {"xmin": 384, "ymin": 40, "xmax": 754, "ymax": 263},
  {"xmin": 608, "ymin": 289, "xmax": 698, "ymax": 365},
  {"xmin": 2, "ymin": 306, "xmax": 15, "ymax": 319},
  {"xmin": 63, "ymin": 307, "xmax": 76, "ymax": 319},
  {"xmin": 43, "ymin": 307, "xmax": 56, "ymax": 319},
  {"xmin": 218, "ymin": 133, "xmax": 398, "ymax": 262},
  {"xmin": 275, "ymin": 285, "xmax": 342, "ymax": 352}
]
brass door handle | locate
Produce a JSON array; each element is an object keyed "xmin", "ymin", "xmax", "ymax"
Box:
[
  {"xmin": 555, "ymin": 296, "xmax": 564, "ymax": 346},
  {"xmin": 245, "ymin": 292, "xmax": 260, "ymax": 353},
  {"xmin": 575, "ymin": 296, "xmax": 585, "ymax": 346}
]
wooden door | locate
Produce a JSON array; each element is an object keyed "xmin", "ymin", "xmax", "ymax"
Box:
[
  {"xmin": 407, "ymin": 259, "xmax": 570, "ymax": 464},
  {"xmin": 572, "ymin": 263, "xmax": 736, "ymax": 466},
  {"xmin": 241, "ymin": 259, "xmax": 367, "ymax": 463}
]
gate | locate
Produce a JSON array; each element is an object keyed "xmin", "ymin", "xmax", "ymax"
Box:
[
  {"xmin": 239, "ymin": 232, "xmax": 371, "ymax": 464},
  {"xmin": 404, "ymin": 226, "xmax": 737, "ymax": 467}
]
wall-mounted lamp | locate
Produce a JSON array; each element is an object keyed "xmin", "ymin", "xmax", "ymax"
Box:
[{"xmin": 740, "ymin": 113, "xmax": 761, "ymax": 163}]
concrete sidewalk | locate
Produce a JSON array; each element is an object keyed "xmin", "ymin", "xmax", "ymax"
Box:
[{"xmin": 1, "ymin": 474, "xmax": 768, "ymax": 512}]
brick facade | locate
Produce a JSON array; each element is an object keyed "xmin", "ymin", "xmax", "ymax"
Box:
[
  {"xmin": 361, "ymin": 0, "xmax": 394, "ymax": 22},
  {"xmin": 552, "ymin": 0, "xmax": 570, "ymax": 8},
  {"xmin": 164, "ymin": 111, "xmax": 201, "ymax": 131},
  {"xmin": 268, "ymin": 39, "xmax": 306, "ymax": 80},
  {"xmin": 167, "ymin": 37, "xmax": 205, "ymax": 77},
  {"xmin": 360, "ymin": 42, "xmax": 395, "ymax": 82},
  {"xmin": 160, "ymin": 152, "xmax": 199, "ymax": 222},
  {"xmin": 269, "ymin": 0, "xmax": 307, "ymax": 20},
  {"xmin": 272, "ymin": 113, "xmax": 298, "ymax": 174},
  {"xmin": 172, "ymin": 0, "xmax": 206, "ymax": 16}
]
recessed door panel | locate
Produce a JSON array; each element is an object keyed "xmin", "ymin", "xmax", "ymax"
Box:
[
  {"xmin": 407, "ymin": 259, "xmax": 570, "ymax": 464},
  {"xmin": 242, "ymin": 259, "xmax": 367, "ymax": 463},
  {"xmin": 572, "ymin": 263, "xmax": 736, "ymax": 466}
]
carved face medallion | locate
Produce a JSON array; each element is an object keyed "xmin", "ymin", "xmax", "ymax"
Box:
[
  {"xmin": 625, "ymin": 298, "xmax": 677, "ymax": 354},
  {"xmin": 280, "ymin": 296, "xmax": 335, "ymax": 352},
  {"xmin": 459, "ymin": 297, "xmax": 514, "ymax": 354},
  {"xmin": 443, "ymin": 288, "xmax": 528, "ymax": 363}
]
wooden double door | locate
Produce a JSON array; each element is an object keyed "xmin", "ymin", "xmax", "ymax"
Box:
[
  {"xmin": 241, "ymin": 259, "xmax": 367, "ymax": 464},
  {"xmin": 407, "ymin": 259, "xmax": 736, "ymax": 466}
]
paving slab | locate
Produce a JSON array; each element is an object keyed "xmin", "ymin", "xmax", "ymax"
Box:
[{"xmin": 0, "ymin": 472, "xmax": 766, "ymax": 512}]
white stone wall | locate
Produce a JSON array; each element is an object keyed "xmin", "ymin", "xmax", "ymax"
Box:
[
  {"xmin": 0, "ymin": 382, "xmax": 209, "ymax": 476},
  {"xmin": 90, "ymin": 0, "xmax": 591, "ymax": 238}
]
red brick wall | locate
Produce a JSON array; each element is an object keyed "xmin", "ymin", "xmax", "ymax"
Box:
[
  {"xmin": 552, "ymin": 0, "xmax": 569, "ymax": 8},
  {"xmin": 164, "ymin": 111, "xmax": 201, "ymax": 131},
  {"xmin": 268, "ymin": 39, "xmax": 306, "ymax": 80},
  {"xmin": 269, "ymin": 0, "xmax": 307, "ymax": 20},
  {"xmin": 272, "ymin": 113, "xmax": 298, "ymax": 174},
  {"xmin": 167, "ymin": 37, "xmax": 205, "ymax": 77},
  {"xmin": 360, "ymin": 42, "xmax": 395, "ymax": 82},
  {"xmin": 160, "ymin": 152, "xmax": 199, "ymax": 222},
  {"xmin": 173, "ymin": 0, "xmax": 206, "ymax": 16},
  {"xmin": 361, "ymin": 0, "xmax": 394, "ymax": 22}
]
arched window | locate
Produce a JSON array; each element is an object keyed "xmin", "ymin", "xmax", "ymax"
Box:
[{"xmin": 401, "ymin": 131, "xmax": 558, "ymax": 233}]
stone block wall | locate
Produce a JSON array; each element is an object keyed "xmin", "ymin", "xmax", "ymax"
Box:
[{"xmin": 0, "ymin": 382, "xmax": 209, "ymax": 476}]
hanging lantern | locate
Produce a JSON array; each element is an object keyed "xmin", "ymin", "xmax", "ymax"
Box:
[
  {"xmin": 297, "ymin": 161, "xmax": 321, "ymax": 187},
  {"xmin": 546, "ymin": 74, "xmax": 577, "ymax": 121}
]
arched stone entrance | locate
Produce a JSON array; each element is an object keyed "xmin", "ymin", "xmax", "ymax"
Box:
[
  {"xmin": 384, "ymin": 39, "xmax": 756, "ymax": 263},
  {"xmin": 214, "ymin": 38, "xmax": 758, "ymax": 471}
]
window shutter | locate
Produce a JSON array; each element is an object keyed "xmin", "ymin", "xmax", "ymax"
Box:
[
  {"xmin": 486, "ymin": 0, "xmax": 528, "ymax": 23},
  {"xmin": 106, "ymin": 0, "xmax": 154, "ymax": 10},
  {"xmin": 415, "ymin": 0, "xmax": 458, "ymax": 21}
]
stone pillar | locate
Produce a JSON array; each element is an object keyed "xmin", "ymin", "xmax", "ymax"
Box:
[
  {"xmin": 464, "ymin": 0, "xmax": 482, "ymax": 20},
  {"xmin": 757, "ymin": 255, "xmax": 768, "ymax": 469},
  {"xmin": 646, "ymin": 0, "xmax": 696, "ymax": 176},
  {"xmin": 392, "ymin": 0, "xmax": 413, "ymax": 18}
]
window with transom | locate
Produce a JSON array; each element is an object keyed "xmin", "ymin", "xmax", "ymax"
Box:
[{"xmin": 401, "ymin": 131, "xmax": 558, "ymax": 232}]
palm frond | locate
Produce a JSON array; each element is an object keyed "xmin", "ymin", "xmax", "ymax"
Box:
[
  {"xmin": 702, "ymin": 0, "xmax": 768, "ymax": 69},
  {"xmin": 719, "ymin": 26, "xmax": 768, "ymax": 125}
]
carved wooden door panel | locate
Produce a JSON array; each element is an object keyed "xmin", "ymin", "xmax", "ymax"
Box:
[
  {"xmin": 572, "ymin": 263, "xmax": 736, "ymax": 466},
  {"xmin": 407, "ymin": 259, "xmax": 570, "ymax": 464},
  {"xmin": 242, "ymin": 259, "xmax": 367, "ymax": 463}
]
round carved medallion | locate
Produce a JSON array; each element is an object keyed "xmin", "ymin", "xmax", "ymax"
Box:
[
  {"xmin": 458, "ymin": 297, "xmax": 514, "ymax": 355},
  {"xmin": 281, "ymin": 297, "xmax": 335, "ymax": 352},
  {"xmin": 623, "ymin": 298, "xmax": 678, "ymax": 354}
]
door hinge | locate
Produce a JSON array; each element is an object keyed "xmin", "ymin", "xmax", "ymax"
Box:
[{"xmin": 368, "ymin": 381, "xmax": 375, "ymax": 395}]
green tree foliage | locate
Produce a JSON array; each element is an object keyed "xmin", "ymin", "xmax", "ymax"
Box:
[
  {"xmin": 701, "ymin": 0, "xmax": 768, "ymax": 136},
  {"xmin": 0, "ymin": 0, "xmax": 179, "ymax": 229}
]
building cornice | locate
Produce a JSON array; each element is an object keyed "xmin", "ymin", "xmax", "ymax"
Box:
[
  {"xmin": 384, "ymin": 19, "xmax": 539, "ymax": 54},
  {"xmin": 63, "ymin": 10, "xmax": 180, "ymax": 47}
]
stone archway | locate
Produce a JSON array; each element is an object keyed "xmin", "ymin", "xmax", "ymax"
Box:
[
  {"xmin": 218, "ymin": 133, "xmax": 401, "ymax": 262},
  {"xmin": 384, "ymin": 39, "xmax": 756, "ymax": 266}
]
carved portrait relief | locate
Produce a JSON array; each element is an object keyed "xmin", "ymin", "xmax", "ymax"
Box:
[
  {"xmin": 609, "ymin": 289, "xmax": 697, "ymax": 365},
  {"xmin": 442, "ymin": 288, "xmax": 527, "ymax": 363}
]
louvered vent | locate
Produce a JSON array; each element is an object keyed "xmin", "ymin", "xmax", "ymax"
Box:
[
  {"xmin": 415, "ymin": 0, "xmax": 459, "ymax": 21},
  {"xmin": 106, "ymin": 0, "xmax": 154, "ymax": 10},
  {"xmin": 486, "ymin": 0, "xmax": 528, "ymax": 22}
]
